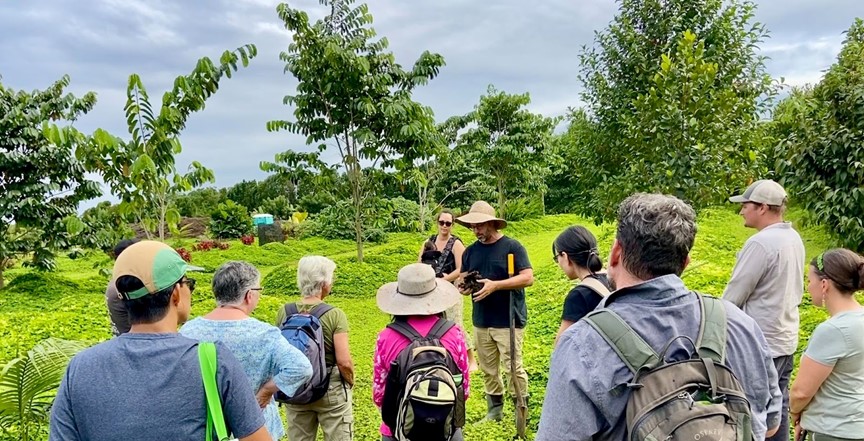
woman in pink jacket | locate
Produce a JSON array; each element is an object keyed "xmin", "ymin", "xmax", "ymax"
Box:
[{"xmin": 373, "ymin": 263, "xmax": 470, "ymax": 441}]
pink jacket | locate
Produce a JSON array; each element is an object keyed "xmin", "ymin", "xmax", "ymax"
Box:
[{"xmin": 372, "ymin": 315, "xmax": 470, "ymax": 436}]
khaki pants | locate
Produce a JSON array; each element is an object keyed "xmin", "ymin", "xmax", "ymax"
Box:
[
  {"xmin": 284, "ymin": 369, "xmax": 354, "ymax": 441},
  {"xmin": 474, "ymin": 327, "xmax": 528, "ymax": 397}
]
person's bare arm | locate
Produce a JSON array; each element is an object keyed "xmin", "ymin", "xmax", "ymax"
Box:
[
  {"xmin": 239, "ymin": 426, "xmax": 272, "ymax": 441},
  {"xmin": 473, "ymin": 268, "xmax": 534, "ymax": 302},
  {"xmin": 255, "ymin": 380, "xmax": 278, "ymax": 409},
  {"xmin": 555, "ymin": 319, "xmax": 575, "ymax": 346},
  {"xmin": 790, "ymin": 355, "xmax": 834, "ymax": 417},
  {"xmin": 334, "ymin": 332, "xmax": 354, "ymax": 387},
  {"xmin": 443, "ymin": 240, "xmax": 465, "ymax": 282}
]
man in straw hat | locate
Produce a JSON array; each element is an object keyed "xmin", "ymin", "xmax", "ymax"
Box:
[
  {"xmin": 455, "ymin": 201, "xmax": 533, "ymax": 423},
  {"xmin": 49, "ymin": 241, "xmax": 271, "ymax": 441},
  {"xmin": 374, "ymin": 263, "xmax": 470, "ymax": 440},
  {"xmin": 724, "ymin": 179, "xmax": 804, "ymax": 441}
]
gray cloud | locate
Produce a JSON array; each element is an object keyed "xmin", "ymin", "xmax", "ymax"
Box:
[{"xmin": 0, "ymin": 0, "xmax": 859, "ymax": 206}]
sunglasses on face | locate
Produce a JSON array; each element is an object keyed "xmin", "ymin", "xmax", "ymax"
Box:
[
  {"xmin": 181, "ymin": 277, "xmax": 196, "ymax": 293},
  {"xmin": 438, "ymin": 220, "xmax": 453, "ymax": 227}
]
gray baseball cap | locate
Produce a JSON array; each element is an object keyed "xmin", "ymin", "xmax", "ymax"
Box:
[{"xmin": 729, "ymin": 179, "xmax": 787, "ymax": 206}]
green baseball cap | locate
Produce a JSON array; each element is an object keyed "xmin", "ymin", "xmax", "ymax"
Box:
[{"xmin": 112, "ymin": 241, "xmax": 203, "ymax": 299}]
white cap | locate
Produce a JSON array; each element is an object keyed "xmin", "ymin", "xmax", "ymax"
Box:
[{"xmin": 729, "ymin": 180, "xmax": 787, "ymax": 206}]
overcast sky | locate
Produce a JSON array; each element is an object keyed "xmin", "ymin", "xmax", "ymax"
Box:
[{"xmin": 1, "ymin": 0, "xmax": 860, "ymax": 204}]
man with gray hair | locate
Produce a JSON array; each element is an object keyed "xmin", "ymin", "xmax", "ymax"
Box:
[
  {"xmin": 181, "ymin": 261, "xmax": 312, "ymax": 441},
  {"xmin": 276, "ymin": 255, "xmax": 354, "ymax": 441},
  {"xmin": 724, "ymin": 179, "xmax": 805, "ymax": 441},
  {"xmin": 536, "ymin": 193, "xmax": 782, "ymax": 441}
]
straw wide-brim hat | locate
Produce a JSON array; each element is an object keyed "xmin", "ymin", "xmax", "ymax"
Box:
[
  {"xmin": 455, "ymin": 200, "xmax": 507, "ymax": 229},
  {"xmin": 377, "ymin": 263, "xmax": 462, "ymax": 316}
]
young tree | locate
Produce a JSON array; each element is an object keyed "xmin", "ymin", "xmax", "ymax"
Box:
[
  {"xmin": 576, "ymin": 0, "xmax": 776, "ymax": 220},
  {"xmin": 774, "ymin": 19, "xmax": 864, "ymax": 251},
  {"xmin": 545, "ymin": 109, "xmax": 600, "ymax": 214},
  {"xmin": 0, "ymin": 75, "xmax": 101, "ymax": 288},
  {"xmin": 445, "ymin": 86, "xmax": 558, "ymax": 218},
  {"xmin": 268, "ymin": 0, "xmax": 444, "ymax": 262},
  {"xmin": 69, "ymin": 45, "xmax": 258, "ymax": 240},
  {"xmin": 260, "ymin": 150, "xmax": 335, "ymax": 207}
]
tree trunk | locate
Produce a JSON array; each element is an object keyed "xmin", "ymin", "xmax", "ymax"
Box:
[
  {"xmin": 418, "ymin": 182, "xmax": 427, "ymax": 232},
  {"xmin": 349, "ymin": 166, "xmax": 364, "ymax": 263},
  {"xmin": 497, "ymin": 176, "xmax": 506, "ymax": 219},
  {"xmin": 541, "ymin": 190, "xmax": 547, "ymax": 216},
  {"xmin": 353, "ymin": 196, "xmax": 364, "ymax": 263},
  {"xmin": 0, "ymin": 267, "xmax": 4, "ymax": 289}
]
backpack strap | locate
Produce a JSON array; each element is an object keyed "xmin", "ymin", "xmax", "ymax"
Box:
[
  {"xmin": 584, "ymin": 309, "xmax": 660, "ymax": 375},
  {"xmin": 198, "ymin": 342, "xmax": 230, "ymax": 441},
  {"xmin": 695, "ymin": 294, "xmax": 727, "ymax": 364},
  {"xmin": 387, "ymin": 320, "xmax": 425, "ymax": 341},
  {"xmin": 284, "ymin": 302, "xmax": 299, "ymax": 318},
  {"xmin": 309, "ymin": 303, "xmax": 335, "ymax": 319},
  {"xmin": 579, "ymin": 277, "xmax": 611, "ymax": 298},
  {"xmin": 426, "ymin": 318, "xmax": 456, "ymax": 340}
]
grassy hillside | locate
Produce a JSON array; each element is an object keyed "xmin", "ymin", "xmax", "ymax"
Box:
[{"xmin": 0, "ymin": 207, "xmax": 841, "ymax": 440}]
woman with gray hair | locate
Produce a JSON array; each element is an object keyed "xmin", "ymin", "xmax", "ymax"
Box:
[
  {"xmin": 180, "ymin": 261, "xmax": 312, "ymax": 441},
  {"xmin": 276, "ymin": 255, "xmax": 355, "ymax": 441}
]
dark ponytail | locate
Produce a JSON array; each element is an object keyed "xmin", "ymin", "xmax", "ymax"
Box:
[
  {"xmin": 553, "ymin": 226, "xmax": 603, "ymax": 274},
  {"xmin": 810, "ymin": 248, "xmax": 864, "ymax": 294},
  {"xmin": 858, "ymin": 262, "xmax": 864, "ymax": 291}
]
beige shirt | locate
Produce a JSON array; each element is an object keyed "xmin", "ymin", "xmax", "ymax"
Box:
[{"xmin": 722, "ymin": 222, "xmax": 805, "ymax": 357}]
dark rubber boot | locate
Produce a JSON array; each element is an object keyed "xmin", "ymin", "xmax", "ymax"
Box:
[{"xmin": 482, "ymin": 394, "xmax": 504, "ymax": 422}]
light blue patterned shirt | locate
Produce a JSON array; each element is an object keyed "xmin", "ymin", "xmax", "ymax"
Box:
[{"xmin": 181, "ymin": 317, "xmax": 312, "ymax": 440}]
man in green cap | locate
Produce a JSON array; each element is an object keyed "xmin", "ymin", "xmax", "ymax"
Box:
[{"xmin": 49, "ymin": 241, "xmax": 271, "ymax": 441}]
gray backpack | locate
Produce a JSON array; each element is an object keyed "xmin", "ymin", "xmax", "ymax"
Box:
[{"xmin": 584, "ymin": 294, "xmax": 754, "ymax": 441}]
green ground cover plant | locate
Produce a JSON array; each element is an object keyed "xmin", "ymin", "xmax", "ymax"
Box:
[{"xmin": 0, "ymin": 209, "xmax": 846, "ymax": 440}]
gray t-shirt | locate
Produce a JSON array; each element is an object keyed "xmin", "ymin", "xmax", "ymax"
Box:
[
  {"xmin": 802, "ymin": 309, "xmax": 864, "ymax": 438},
  {"xmin": 49, "ymin": 333, "xmax": 265, "ymax": 441},
  {"xmin": 722, "ymin": 222, "xmax": 805, "ymax": 357}
]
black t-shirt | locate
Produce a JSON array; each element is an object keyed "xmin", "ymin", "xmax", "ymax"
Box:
[
  {"xmin": 461, "ymin": 236, "xmax": 532, "ymax": 328},
  {"xmin": 561, "ymin": 274, "xmax": 611, "ymax": 323}
]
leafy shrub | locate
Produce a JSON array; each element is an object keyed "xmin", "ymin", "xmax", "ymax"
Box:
[
  {"xmin": 306, "ymin": 200, "xmax": 388, "ymax": 243},
  {"xmin": 174, "ymin": 247, "xmax": 192, "ymax": 262},
  {"xmin": 256, "ymin": 195, "xmax": 295, "ymax": 220},
  {"xmin": 504, "ymin": 197, "xmax": 544, "ymax": 221},
  {"xmin": 240, "ymin": 235, "xmax": 255, "ymax": 245},
  {"xmin": 74, "ymin": 202, "xmax": 134, "ymax": 253},
  {"xmin": 381, "ymin": 197, "xmax": 425, "ymax": 233},
  {"xmin": 192, "ymin": 240, "xmax": 230, "ymax": 252},
  {"xmin": 171, "ymin": 187, "xmax": 226, "ymax": 217},
  {"xmin": 209, "ymin": 200, "xmax": 253, "ymax": 239}
]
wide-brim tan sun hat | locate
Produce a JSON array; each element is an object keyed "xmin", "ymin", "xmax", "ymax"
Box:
[
  {"xmin": 455, "ymin": 200, "xmax": 507, "ymax": 229},
  {"xmin": 377, "ymin": 263, "xmax": 462, "ymax": 316}
]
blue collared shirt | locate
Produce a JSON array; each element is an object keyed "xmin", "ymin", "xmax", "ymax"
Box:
[{"xmin": 536, "ymin": 274, "xmax": 782, "ymax": 441}]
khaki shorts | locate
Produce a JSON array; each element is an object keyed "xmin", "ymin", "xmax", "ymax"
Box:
[{"xmin": 284, "ymin": 369, "xmax": 353, "ymax": 441}]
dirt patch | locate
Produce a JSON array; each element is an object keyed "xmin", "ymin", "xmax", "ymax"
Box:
[{"xmin": 130, "ymin": 217, "xmax": 210, "ymax": 239}]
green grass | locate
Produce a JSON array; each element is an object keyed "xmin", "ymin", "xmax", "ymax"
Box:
[{"xmin": 0, "ymin": 208, "xmax": 842, "ymax": 440}]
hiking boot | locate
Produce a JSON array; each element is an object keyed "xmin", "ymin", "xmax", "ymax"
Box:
[{"xmin": 481, "ymin": 394, "xmax": 504, "ymax": 422}]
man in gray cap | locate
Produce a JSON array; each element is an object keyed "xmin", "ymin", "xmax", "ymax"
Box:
[{"xmin": 724, "ymin": 179, "xmax": 805, "ymax": 441}]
